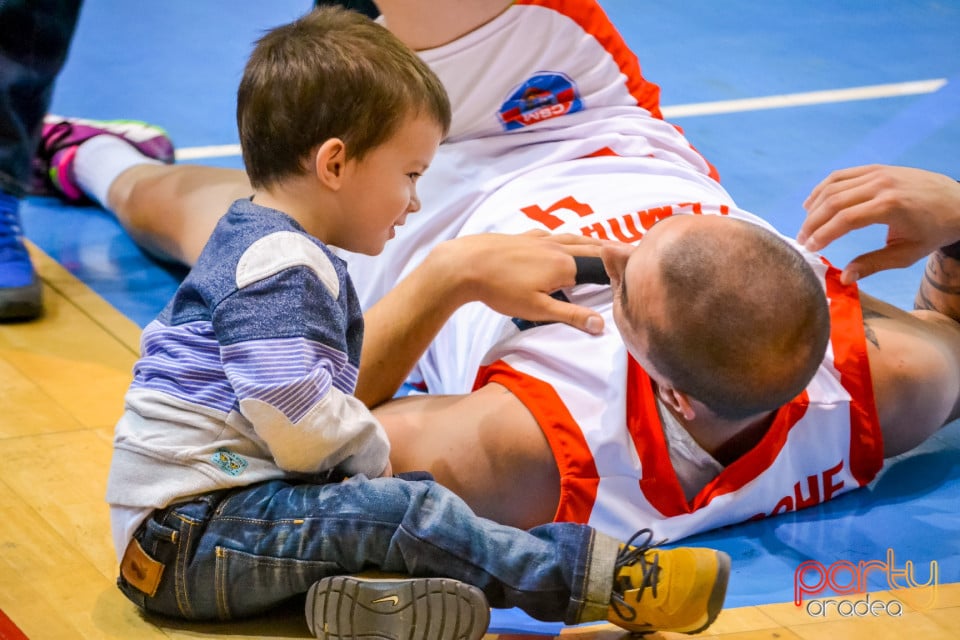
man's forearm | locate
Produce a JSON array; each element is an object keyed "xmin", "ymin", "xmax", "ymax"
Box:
[{"xmin": 915, "ymin": 246, "xmax": 960, "ymax": 321}]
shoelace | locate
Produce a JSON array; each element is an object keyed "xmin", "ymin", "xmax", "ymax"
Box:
[{"xmin": 609, "ymin": 528, "xmax": 669, "ymax": 622}]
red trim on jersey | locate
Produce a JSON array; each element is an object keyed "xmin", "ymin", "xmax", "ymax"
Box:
[
  {"xmin": 693, "ymin": 393, "xmax": 810, "ymax": 511},
  {"xmin": 514, "ymin": 0, "xmax": 662, "ymax": 118},
  {"xmin": 583, "ymin": 146, "xmax": 618, "ymax": 158},
  {"xmin": 624, "ymin": 362, "xmax": 684, "ymax": 514},
  {"xmin": 475, "ymin": 360, "xmax": 599, "ymax": 523},
  {"xmin": 822, "ymin": 263, "xmax": 884, "ymax": 485},
  {"xmin": 514, "ymin": 0, "xmax": 720, "ymax": 181},
  {"xmin": 626, "ymin": 356, "xmax": 811, "ymax": 516}
]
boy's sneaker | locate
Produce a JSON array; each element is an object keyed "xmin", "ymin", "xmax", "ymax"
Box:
[
  {"xmin": 305, "ymin": 575, "xmax": 489, "ymax": 640},
  {"xmin": 608, "ymin": 529, "xmax": 730, "ymax": 635},
  {"xmin": 0, "ymin": 193, "xmax": 42, "ymax": 321},
  {"xmin": 31, "ymin": 115, "xmax": 175, "ymax": 203}
]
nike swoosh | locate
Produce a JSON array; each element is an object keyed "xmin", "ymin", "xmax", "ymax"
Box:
[{"xmin": 371, "ymin": 595, "xmax": 400, "ymax": 606}]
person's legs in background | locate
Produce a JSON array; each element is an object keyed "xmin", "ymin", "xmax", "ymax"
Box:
[{"xmin": 0, "ymin": 0, "xmax": 83, "ymax": 320}]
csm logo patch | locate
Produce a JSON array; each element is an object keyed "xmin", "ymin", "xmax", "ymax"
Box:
[
  {"xmin": 498, "ymin": 72, "xmax": 583, "ymax": 131},
  {"xmin": 211, "ymin": 448, "xmax": 248, "ymax": 476}
]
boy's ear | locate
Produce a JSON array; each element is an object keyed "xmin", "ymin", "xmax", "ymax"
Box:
[{"xmin": 315, "ymin": 138, "xmax": 347, "ymax": 189}]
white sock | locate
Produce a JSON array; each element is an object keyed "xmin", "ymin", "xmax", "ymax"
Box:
[{"xmin": 73, "ymin": 135, "xmax": 163, "ymax": 209}]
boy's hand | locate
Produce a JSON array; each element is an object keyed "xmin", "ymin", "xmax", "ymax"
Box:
[{"xmin": 434, "ymin": 230, "xmax": 607, "ymax": 334}]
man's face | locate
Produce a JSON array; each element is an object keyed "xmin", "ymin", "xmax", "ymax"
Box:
[{"xmin": 600, "ymin": 215, "xmax": 691, "ymax": 383}]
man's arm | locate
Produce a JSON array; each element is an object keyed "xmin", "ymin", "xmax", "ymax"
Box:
[
  {"xmin": 863, "ymin": 235, "xmax": 960, "ymax": 457},
  {"xmin": 862, "ymin": 290, "xmax": 960, "ymax": 457},
  {"xmin": 355, "ymin": 231, "xmax": 604, "ymax": 408},
  {"xmin": 800, "ymin": 165, "xmax": 960, "ymax": 455}
]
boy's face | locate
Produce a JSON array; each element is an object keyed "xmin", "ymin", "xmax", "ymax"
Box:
[{"xmin": 335, "ymin": 112, "xmax": 444, "ymax": 255}]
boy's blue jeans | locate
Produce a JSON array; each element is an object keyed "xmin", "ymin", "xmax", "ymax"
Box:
[{"xmin": 117, "ymin": 476, "xmax": 619, "ymax": 625}]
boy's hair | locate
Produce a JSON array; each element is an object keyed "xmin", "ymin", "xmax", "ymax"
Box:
[{"xmin": 237, "ymin": 6, "xmax": 451, "ymax": 189}]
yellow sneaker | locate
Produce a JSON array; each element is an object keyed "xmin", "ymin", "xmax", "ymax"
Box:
[{"xmin": 607, "ymin": 529, "xmax": 730, "ymax": 635}]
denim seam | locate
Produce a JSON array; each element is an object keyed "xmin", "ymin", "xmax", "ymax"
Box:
[{"xmin": 175, "ymin": 517, "xmax": 195, "ymax": 619}]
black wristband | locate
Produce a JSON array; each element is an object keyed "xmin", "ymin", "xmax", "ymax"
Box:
[{"xmin": 939, "ymin": 240, "xmax": 960, "ymax": 260}]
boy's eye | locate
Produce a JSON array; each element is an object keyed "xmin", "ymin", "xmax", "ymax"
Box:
[{"xmin": 407, "ymin": 172, "xmax": 422, "ymax": 181}]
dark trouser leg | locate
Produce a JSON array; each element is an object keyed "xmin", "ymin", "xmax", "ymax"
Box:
[{"xmin": 0, "ymin": 0, "xmax": 82, "ymax": 320}]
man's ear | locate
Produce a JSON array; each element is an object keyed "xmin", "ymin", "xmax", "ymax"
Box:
[
  {"xmin": 657, "ymin": 384, "xmax": 697, "ymax": 422},
  {"xmin": 600, "ymin": 241, "xmax": 632, "ymax": 293},
  {"xmin": 315, "ymin": 138, "xmax": 346, "ymax": 189}
]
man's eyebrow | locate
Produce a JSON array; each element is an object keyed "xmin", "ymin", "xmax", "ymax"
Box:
[{"xmin": 619, "ymin": 272, "xmax": 629, "ymax": 309}]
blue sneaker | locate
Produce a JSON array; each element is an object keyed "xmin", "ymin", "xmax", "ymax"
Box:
[{"xmin": 0, "ymin": 192, "xmax": 42, "ymax": 321}]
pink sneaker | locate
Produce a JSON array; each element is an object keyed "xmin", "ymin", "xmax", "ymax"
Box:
[{"xmin": 32, "ymin": 115, "xmax": 175, "ymax": 202}]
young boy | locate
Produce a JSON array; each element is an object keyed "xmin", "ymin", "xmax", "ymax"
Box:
[{"xmin": 105, "ymin": 7, "xmax": 730, "ymax": 638}]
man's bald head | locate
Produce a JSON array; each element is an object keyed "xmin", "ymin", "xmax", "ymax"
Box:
[{"xmin": 618, "ymin": 215, "xmax": 831, "ymax": 420}]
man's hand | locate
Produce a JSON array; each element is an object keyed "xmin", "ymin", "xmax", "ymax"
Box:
[
  {"xmin": 798, "ymin": 165, "xmax": 960, "ymax": 284},
  {"xmin": 431, "ymin": 230, "xmax": 606, "ymax": 334}
]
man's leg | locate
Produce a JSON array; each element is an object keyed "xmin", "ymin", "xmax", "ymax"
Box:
[
  {"xmin": 105, "ymin": 163, "xmax": 250, "ymax": 264},
  {"xmin": 375, "ymin": 383, "xmax": 562, "ymax": 530},
  {"xmin": 0, "ymin": 0, "xmax": 82, "ymax": 320},
  {"xmin": 33, "ymin": 115, "xmax": 245, "ymax": 266}
]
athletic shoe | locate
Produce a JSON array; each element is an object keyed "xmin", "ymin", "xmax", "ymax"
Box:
[
  {"xmin": 0, "ymin": 193, "xmax": 42, "ymax": 320},
  {"xmin": 607, "ymin": 529, "xmax": 730, "ymax": 635},
  {"xmin": 32, "ymin": 115, "xmax": 175, "ymax": 202},
  {"xmin": 305, "ymin": 575, "xmax": 489, "ymax": 640}
]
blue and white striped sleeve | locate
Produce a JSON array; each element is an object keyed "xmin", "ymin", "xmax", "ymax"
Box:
[{"xmin": 215, "ymin": 231, "xmax": 390, "ymax": 477}]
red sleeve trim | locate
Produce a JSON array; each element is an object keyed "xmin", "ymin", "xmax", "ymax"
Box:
[
  {"xmin": 822, "ymin": 262, "xmax": 884, "ymax": 486},
  {"xmin": 475, "ymin": 359, "xmax": 599, "ymax": 523}
]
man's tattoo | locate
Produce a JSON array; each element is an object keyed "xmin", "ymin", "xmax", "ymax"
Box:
[
  {"xmin": 915, "ymin": 251, "xmax": 960, "ymax": 321},
  {"xmin": 861, "ymin": 308, "xmax": 886, "ymax": 349}
]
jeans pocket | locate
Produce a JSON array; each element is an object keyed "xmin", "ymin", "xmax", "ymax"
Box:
[
  {"xmin": 213, "ymin": 546, "xmax": 341, "ymax": 620},
  {"xmin": 118, "ymin": 514, "xmax": 182, "ymax": 615}
]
